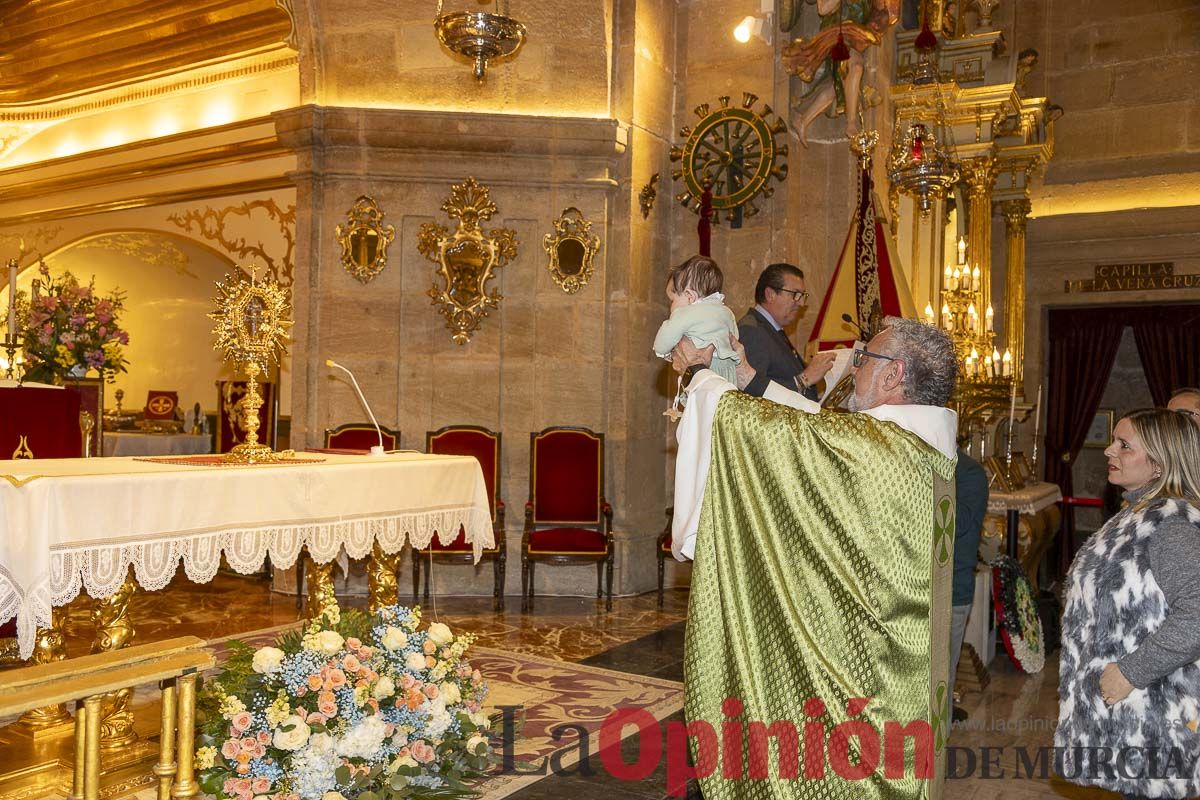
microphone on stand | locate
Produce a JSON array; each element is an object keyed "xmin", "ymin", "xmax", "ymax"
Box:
[
  {"xmin": 325, "ymin": 359, "xmax": 386, "ymax": 456},
  {"xmin": 841, "ymin": 313, "xmax": 867, "ymax": 340}
]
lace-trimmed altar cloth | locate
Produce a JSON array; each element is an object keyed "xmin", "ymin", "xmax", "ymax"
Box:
[{"xmin": 0, "ymin": 452, "xmax": 494, "ymax": 660}]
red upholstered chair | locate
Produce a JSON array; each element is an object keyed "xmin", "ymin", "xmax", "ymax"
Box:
[
  {"xmin": 324, "ymin": 423, "xmax": 400, "ymax": 452},
  {"xmin": 414, "ymin": 426, "xmax": 505, "ymax": 609},
  {"xmin": 522, "ymin": 427, "xmax": 614, "ymax": 612}
]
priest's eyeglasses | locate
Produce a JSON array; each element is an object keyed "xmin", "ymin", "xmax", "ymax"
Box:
[{"xmin": 851, "ymin": 348, "xmax": 898, "ymax": 368}]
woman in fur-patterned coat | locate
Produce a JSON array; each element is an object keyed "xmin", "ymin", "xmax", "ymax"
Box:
[{"xmin": 1056, "ymin": 408, "xmax": 1200, "ymax": 800}]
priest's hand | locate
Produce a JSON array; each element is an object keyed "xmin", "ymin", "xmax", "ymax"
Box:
[
  {"xmin": 671, "ymin": 338, "xmax": 714, "ymax": 375},
  {"xmin": 731, "ymin": 335, "xmax": 756, "ymax": 391},
  {"xmin": 1099, "ymin": 662, "xmax": 1134, "ymax": 705},
  {"xmin": 800, "ymin": 350, "xmax": 838, "ymax": 388}
]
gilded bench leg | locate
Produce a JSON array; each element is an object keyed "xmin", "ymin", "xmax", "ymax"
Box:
[
  {"xmin": 83, "ymin": 695, "xmax": 102, "ymax": 800},
  {"xmin": 155, "ymin": 679, "xmax": 179, "ymax": 800},
  {"xmin": 171, "ymin": 673, "xmax": 199, "ymax": 800},
  {"xmin": 367, "ymin": 541, "xmax": 401, "ymax": 613},
  {"xmin": 91, "ymin": 572, "xmax": 138, "ymax": 749}
]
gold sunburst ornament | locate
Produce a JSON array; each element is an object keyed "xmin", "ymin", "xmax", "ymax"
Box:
[{"xmin": 209, "ymin": 266, "xmax": 294, "ymax": 463}]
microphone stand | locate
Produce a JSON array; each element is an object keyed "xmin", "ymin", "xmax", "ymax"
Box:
[{"xmin": 326, "ymin": 359, "xmax": 386, "ymax": 456}]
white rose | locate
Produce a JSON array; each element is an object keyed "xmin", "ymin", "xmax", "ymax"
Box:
[
  {"xmin": 307, "ymin": 732, "xmax": 335, "ymax": 755},
  {"xmin": 466, "ymin": 734, "xmax": 488, "ymax": 756},
  {"xmin": 469, "ymin": 710, "xmax": 490, "ymax": 730},
  {"xmin": 405, "ymin": 651, "xmax": 427, "ymax": 672},
  {"xmin": 373, "ymin": 676, "xmax": 396, "ymax": 700},
  {"xmin": 427, "ymin": 622, "xmax": 454, "ymax": 646},
  {"xmin": 315, "ymin": 630, "xmax": 345, "ymax": 655},
  {"xmin": 439, "ymin": 681, "xmax": 461, "ymax": 705},
  {"xmin": 381, "ymin": 626, "xmax": 408, "ymax": 651},
  {"xmin": 251, "ymin": 646, "xmax": 285, "ymax": 675},
  {"xmin": 272, "ymin": 715, "xmax": 310, "ymax": 751}
]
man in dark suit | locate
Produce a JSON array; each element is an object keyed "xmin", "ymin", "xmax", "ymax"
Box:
[{"xmin": 738, "ymin": 263, "xmax": 835, "ymax": 400}]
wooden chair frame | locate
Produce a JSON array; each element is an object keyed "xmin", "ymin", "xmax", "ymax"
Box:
[
  {"xmin": 414, "ymin": 425, "xmax": 506, "ymax": 610},
  {"xmin": 521, "ymin": 426, "xmax": 614, "ymax": 612}
]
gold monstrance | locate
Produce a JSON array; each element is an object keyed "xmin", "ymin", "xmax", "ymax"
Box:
[{"xmin": 209, "ymin": 266, "xmax": 293, "ymax": 463}]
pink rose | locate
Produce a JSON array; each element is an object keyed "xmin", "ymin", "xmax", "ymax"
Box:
[
  {"xmin": 423, "ymin": 683, "xmax": 439, "ymax": 699},
  {"xmin": 345, "ymin": 637, "xmax": 362, "ymax": 650},
  {"xmin": 410, "ymin": 741, "xmax": 436, "ymax": 764},
  {"xmin": 358, "ymin": 647, "xmax": 373, "ymax": 659},
  {"xmin": 317, "ymin": 694, "xmax": 337, "ymax": 717},
  {"xmin": 223, "ymin": 779, "xmax": 238, "ymax": 793},
  {"xmin": 234, "ymin": 779, "xmax": 252, "ymax": 795},
  {"xmin": 423, "ymin": 640, "xmax": 437, "ymax": 655},
  {"xmin": 221, "ymin": 739, "xmax": 240, "ymax": 759},
  {"xmin": 241, "ymin": 737, "xmax": 257, "ymax": 752},
  {"xmin": 400, "ymin": 674, "xmax": 417, "ymax": 690},
  {"xmin": 342, "ymin": 654, "xmax": 361, "ymax": 673},
  {"xmin": 231, "ymin": 711, "xmax": 253, "ymax": 733},
  {"xmin": 306, "ymin": 713, "xmax": 326, "ymax": 727},
  {"xmin": 251, "ymin": 778, "xmax": 270, "ymax": 794},
  {"xmin": 257, "ymin": 730, "xmax": 271, "ymax": 745},
  {"xmin": 327, "ymin": 669, "xmax": 347, "ymax": 688}
]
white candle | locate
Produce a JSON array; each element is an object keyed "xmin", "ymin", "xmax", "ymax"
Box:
[
  {"xmin": 1031, "ymin": 383, "xmax": 1043, "ymax": 471},
  {"xmin": 941, "ymin": 303, "xmax": 951, "ymax": 329},
  {"xmin": 985, "ymin": 304, "xmax": 994, "ymax": 332},
  {"xmin": 944, "ymin": 265, "xmax": 953, "ymax": 291},
  {"xmin": 957, "ymin": 236, "xmax": 967, "ymax": 265},
  {"xmin": 951, "ymin": 267, "xmax": 961, "ymax": 291},
  {"xmin": 924, "ymin": 303, "xmax": 935, "ymax": 325},
  {"xmin": 6, "ymin": 260, "xmax": 15, "ymax": 339},
  {"xmin": 972, "ymin": 265, "xmax": 981, "ymax": 292},
  {"xmin": 1002, "ymin": 348, "xmax": 1012, "ymax": 377}
]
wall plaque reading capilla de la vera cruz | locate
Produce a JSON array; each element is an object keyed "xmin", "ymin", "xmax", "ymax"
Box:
[{"xmin": 418, "ymin": 177, "xmax": 517, "ymax": 345}]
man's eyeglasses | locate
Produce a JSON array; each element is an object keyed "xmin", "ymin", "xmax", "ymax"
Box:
[
  {"xmin": 851, "ymin": 348, "xmax": 898, "ymax": 368},
  {"xmin": 774, "ymin": 287, "xmax": 809, "ymax": 302}
]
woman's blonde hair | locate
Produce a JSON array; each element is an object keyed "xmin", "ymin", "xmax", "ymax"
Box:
[{"xmin": 1121, "ymin": 408, "xmax": 1200, "ymax": 507}]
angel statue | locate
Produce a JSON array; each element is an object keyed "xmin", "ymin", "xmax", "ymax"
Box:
[{"xmin": 784, "ymin": 0, "xmax": 900, "ymax": 147}]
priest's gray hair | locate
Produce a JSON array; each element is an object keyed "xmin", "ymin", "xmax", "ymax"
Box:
[{"xmin": 882, "ymin": 315, "xmax": 959, "ymax": 407}]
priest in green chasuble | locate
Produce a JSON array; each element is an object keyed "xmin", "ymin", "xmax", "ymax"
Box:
[{"xmin": 670, "ymin": 316, "xmax": 959, "ymax": 800}]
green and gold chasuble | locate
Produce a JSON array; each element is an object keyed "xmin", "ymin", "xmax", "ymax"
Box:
[{"xmin": 684, "ymin": 391, "xmax": 957, "ymax": 800}]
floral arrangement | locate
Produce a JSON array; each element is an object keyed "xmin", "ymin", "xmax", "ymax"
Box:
[
  {"xmin": 17, "ymin": 261, "xmax": 129, "ymax": 384},
  {"xmin": 991, "ymin": 555, "xmax": 1045, "ymax": 674},
  {"xmin": 197, "ymin": 599, "xmax": 492, "ymax": 800}
]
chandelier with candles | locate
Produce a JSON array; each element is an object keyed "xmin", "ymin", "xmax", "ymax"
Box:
[{"xmin": 923, "ymin": 236, "xmax": 1014, "ymax": 386}]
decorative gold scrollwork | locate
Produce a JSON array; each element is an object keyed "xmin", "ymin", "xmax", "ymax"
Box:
[
  {"xmin": 418, "ymin": 177, "xmax": 518, "ymax": 345},
  {"xmin": 11, "ymin": 435, "xmax": 33, "ymax": 459},
  {"xmin": 543, "ymin": 207, "xmax": 601, "ymax": 295},
  {"xmin": 335, "ymin": 196, "xmax": 396, "ymax": 285}
]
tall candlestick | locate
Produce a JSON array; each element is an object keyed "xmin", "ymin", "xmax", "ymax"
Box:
[
  {"xmin": 6, "ymin": 259, "xmax": 15, "ymax": 339},
  {"xmin": 1031, "ymin": 383, "xmax": 1043, "ymax": 474},
  {"xmin": 1006, "ymin": 378, "xmax": 1018, "ymax": 471}
]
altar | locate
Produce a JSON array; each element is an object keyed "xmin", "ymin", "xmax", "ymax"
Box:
[{"xmin": 0, "ymin": 451, "xmax": 494, "ymax": 661}]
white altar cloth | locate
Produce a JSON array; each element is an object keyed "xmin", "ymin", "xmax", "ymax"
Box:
[{"xmin": 0, "ymin": 452, "xmax": 493, "ymax": 660}]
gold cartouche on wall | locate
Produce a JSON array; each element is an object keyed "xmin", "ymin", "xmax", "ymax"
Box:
[
  {"xmin": 418, "ymin": 177, "xmax": 517, "ymax": 345},
  {"xmin": 543, "ymin": 207, "xmax": 601, "ymax": 295},
  {"xmin": 335, "ymin": 196, "xmax": 395, "ymax": 285}
]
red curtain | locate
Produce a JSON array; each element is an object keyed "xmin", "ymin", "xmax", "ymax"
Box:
[
  {"xmin": 1130, "ymin": 305, "xmax": 1200, "ymax": 407},
  {"xmin": 1043, "ymin": 308, "xmax": 1125, "ymax": 495}
]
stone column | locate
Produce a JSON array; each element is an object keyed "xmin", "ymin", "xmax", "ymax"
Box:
[
  {"xmin": 961, "ymin": 158, "xmax": 997, "ymax": 313},
  {"xmin": 1000, "ymin": 198, "xmax": 1031, "ymax": 374}
]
